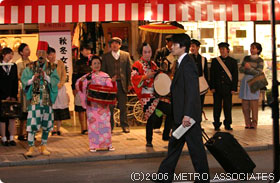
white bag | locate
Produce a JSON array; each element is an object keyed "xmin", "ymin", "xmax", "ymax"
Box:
[{"xmin": 199, "ymin": 57, "xmax": 209, "ymax": 95}]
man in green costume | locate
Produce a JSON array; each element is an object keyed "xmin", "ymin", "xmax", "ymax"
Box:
[{"xmin": 21, "ymin": 41, "xmax": 59, "ymax": 157}]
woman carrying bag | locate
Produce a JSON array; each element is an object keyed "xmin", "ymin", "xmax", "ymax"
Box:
[{"xmin": 239, "ymin": 42, "xmax": 264, "ymax": 129}]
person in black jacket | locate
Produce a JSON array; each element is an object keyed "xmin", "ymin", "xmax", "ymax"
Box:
[
  {"xmin": 210, "ymin": 42, "xmax": 238, "ymax": 131},
  {"xmin": 154, "ymin": 35, "xmax": 173, "ymax": 71},
  {"xmin": 0, "ymin": 47, "xmax": 18, "ymax": 146},
  {"xmin": 190, "ymin": 39, "xmax": 209, "ymax": 114},
  {"xmin": 72, "ymin": 45, "xmax": 92, "ymax": 134},
  {"xmin": 155, "ymin": 34, "xmax": 209, "ymax": 183}
]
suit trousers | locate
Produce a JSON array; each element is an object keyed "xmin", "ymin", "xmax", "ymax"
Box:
[
  {"xmin": 157, "ymin": 123, "xmax": 210, "ymax": 183},
  {"xmin": 242, "ymin": 99, "xmax": 259, "ymax": 128},
  {"xmin": 109, "ymin": 81, "xmax": 128, "ymax": 130},
  {"xmin": 146, "ymin": 101, "xmax": 172, "ymax": 143},
  {"xmin": 213, "ymin": 92, "xmax": 232, "ymax": 126}
]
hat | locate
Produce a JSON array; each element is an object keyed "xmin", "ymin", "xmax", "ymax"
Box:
[
  {"xmin": 218, "ymin": 42, "xmax": 230, "ymax": 49},
  {"xmin": 165, "ymin": 35, "xmax": 172, "ymax": 41},
  {"xmin": 191, "ymin": 39, "xmax": 201, "ymax": 46},
  {"xmin": 109, "ymin": 37, "xmax": 122, "ymax": 45},
  {"xmin": 37, "ymin": 41, "xmax": 49, "ymax": 51}
]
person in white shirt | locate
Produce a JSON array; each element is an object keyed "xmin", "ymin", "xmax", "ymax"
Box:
[
  {"xmin": 101, "ymin": 37, "xmax": 132, "ymax": 133},
  {"xmin": 155, "ymin": 34, "xmax": 209, "ymax": 183}
]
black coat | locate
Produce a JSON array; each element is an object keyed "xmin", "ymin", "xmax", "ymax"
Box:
[
  {"xmin": 154, "ymin": 47, "xmax": 171, "ymax": 67},
  {"xmin": 0, "ymin": 63, "xmax": 18, "ymax": 100},
  {"xmin": 171, "ymin": 54, "xmax": 202, "ymax": 125},
  {"xmin": 71, "ymin": 55, "xmax": 92, "ymax": 90},
  {"xmin": 190, "ymin": 54, "xmax": 208, "ymax": 82},
  {"xmin": 210, "ymin": 56, "xmax": 238, "ymax": 94}
]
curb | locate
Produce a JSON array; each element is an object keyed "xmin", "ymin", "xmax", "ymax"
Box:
[{"xmin": 0, "ymin": 144, "xmax": 272, "ymax": 167}]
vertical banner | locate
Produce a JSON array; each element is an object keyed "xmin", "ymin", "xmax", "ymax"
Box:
[{"xmin": 39, "ymin": 32, "xmax": 74, "ymax": 111}]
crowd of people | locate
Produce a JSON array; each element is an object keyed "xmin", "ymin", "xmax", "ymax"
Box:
[{"xmin": 0, "ymin": 33, "xmax": 265, "ymax": 162}]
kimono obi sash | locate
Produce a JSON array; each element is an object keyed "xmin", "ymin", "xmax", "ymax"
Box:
[{"xmin": 87, "ymin": 84, "xmax": 117, "ymax": 105}]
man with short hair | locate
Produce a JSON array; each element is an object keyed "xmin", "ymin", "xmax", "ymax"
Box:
[
  {"xmin": 154, "ymin": 35, "xmax": 175, "ymax": 72},
  {"xmin": 210, "ymin": 42, "xmax": 238, "ymax": 131},
  {"xmin": 155, "ymin": 34, "xmax": 209, "ymax": 183},
  {"xmin": 101, "ymin": 37, "xmax": 132, "ymax": 133},
  {"xmin": 21, "ymin": 41, "xmax": 59, "ymax": 157}
]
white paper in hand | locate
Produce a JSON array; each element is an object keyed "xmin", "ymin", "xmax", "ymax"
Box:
[{"xmin": 172, "ymin": 118, "xmax": 196, "ymax": 139}]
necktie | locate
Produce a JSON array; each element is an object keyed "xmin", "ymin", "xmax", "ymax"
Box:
[{"xmin": 5, "ymin": 65, "xmax": 9, "ymax": 74}]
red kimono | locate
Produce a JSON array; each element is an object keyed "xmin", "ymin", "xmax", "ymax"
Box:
[{"xmin": 131, "ymin": 57, "xmax": 160, "ymax": 120}]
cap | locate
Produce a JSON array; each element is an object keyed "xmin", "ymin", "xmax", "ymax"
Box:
[
  {"xmin": 37, "ymin": 41, "xmax": 49, "ymax": 51},
  {"xmin": 190, "ymin": 39, "xmax": 201, "ymax": 46},
  {"xmin": 109, "ymin": 37, "xmax": 122, "ymax": 45},
  {"xmin": 165, "ymin": 35, "xmax": 172, "ymax": 41},
  {"xmin": 218, "ymin": 42, "xmax": 230, "ymax": 49}
]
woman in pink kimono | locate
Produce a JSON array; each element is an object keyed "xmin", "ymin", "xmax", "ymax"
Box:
[{"xmin": 76, "ymin": 56, "xmax": 117, "ymax": 152}]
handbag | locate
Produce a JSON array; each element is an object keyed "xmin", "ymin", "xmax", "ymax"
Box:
[
  {"xmin": 199, "ymin": 57, "xmax": 209, "ymax": 95},
  {"xmin": 1, "ymin": 100, "xmax": 22, "ymax": 119},
  {"xmin": 247, "ymin": 72, "xmax": 268, "ymax": 93}
]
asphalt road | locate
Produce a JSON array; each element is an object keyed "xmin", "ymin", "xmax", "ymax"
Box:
[{"xmin": 0, "ymin": 149, "xmax": 276, "ymax": 183}]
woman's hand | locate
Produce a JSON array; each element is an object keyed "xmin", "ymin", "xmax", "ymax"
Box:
[
  {"xmin": 57, "ymin": 83, "xmax": 63, "ymax": 89},
  {"xmin": 111, "ymin": 75, "xmax": 117, "ymax": 82},
  {"xmin": 244, "ymin": 63, "xmax": 251, "ymax": 69}
]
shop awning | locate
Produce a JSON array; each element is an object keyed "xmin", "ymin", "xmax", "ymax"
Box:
[{"xmin": 0, "ymin": 0, "xmax": 279, "ymax": 24}]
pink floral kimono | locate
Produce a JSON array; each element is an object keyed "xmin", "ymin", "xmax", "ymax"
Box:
[{"xmin": 76, "ymin": 71, "xmax": 116, "ymax": 150}]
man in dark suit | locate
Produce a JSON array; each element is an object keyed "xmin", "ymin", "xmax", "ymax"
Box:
[
  {"xmin": 155, "ymin": 34, "xmax": 209, "ymax": 183},
  {"xmin": 210, "ymin": 42, "xmax": 238, "ymax": 131},
  {"xmin": 154, "ymin": 35, "xmax": 174, "ymax": 72},
  {"xmin": 101, "ymin": 37, "xmax": 132, "ymax": 133}
]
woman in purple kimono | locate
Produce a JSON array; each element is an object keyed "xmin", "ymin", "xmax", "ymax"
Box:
[{"xmin": 76, "ymin": 55, "xmax": 117, "ymax": 152}]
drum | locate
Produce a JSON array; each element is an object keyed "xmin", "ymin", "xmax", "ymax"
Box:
[
  {"xmin": 0, "ymin": 100, "xmax": 22, "ymax": 119},
  {"xmin": 154, "ymin": 73, "xmax": 172, "ymax": 96},
  {"xmin": 87, "ymin": 84, "xmax": 117, "ymax": 105}
]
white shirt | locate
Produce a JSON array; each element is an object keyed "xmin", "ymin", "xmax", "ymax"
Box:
[
  {"xmin": 111, "ymin": 50, "xmax": 120, "ymax": 60},
  {"xmin": 177, "ymin": 53, "xmax": 187, "ymax": 67}
]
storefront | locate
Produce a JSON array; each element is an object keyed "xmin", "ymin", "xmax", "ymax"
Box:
[{"xmin": 0, "ymin": 0, "xmax": 279, "ymax": 105}]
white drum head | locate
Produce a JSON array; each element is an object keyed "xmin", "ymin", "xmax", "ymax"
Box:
[{"xmin": 154, "ymin": 73, "xmax": 171, "ymax": 96}]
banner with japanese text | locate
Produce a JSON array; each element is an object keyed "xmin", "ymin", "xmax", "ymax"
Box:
[{"xmin": 39, "ymin": 31, "xmax": 74, "ymax": 111}]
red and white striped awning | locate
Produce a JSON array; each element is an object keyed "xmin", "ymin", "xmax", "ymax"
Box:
[{"xmin": 0, "ymin": 0, "xmax": 279, "ymax": 24}]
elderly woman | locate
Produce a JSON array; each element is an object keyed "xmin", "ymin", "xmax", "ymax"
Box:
[
  {"xmin": 0, "ymin": 47, "xmax": 18, "ymax": 146},
  {"xmin": 239, "ymin": 42, "xmax": 264, "ymax": 129},
  {"xmin": 47, "ymin": 47, "xmax": 70, "ymax": 135},
  {"xmin": 76, "ymin": 56, "xmax": 116, "ymax": 152}
]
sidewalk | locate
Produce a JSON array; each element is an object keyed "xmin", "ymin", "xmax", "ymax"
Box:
[{"xmin": 0, "ymin": 106, "xmax": 273, "ymax": 167}]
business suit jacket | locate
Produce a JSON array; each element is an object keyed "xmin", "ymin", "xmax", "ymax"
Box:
[
  {"xmin": 171, "ymin": 54, "xmax": 202, "ymax": 126},
  {"xmin": 0, "ymin": 63, "xmax": 18, "ymax": 100},
  {"xmin": 101, "ymin": 50, "xmax": 132, "ymax": 93}
]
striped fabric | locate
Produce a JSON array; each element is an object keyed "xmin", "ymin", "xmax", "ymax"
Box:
[{"xmin": 0, "ymin": 0, "xmax": 278, "ymax": 24}]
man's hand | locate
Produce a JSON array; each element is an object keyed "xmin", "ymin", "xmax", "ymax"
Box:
[
  {"xmin": 34, "ymin": 73, "xmax": 40, "ymax": 80},
  {"xmin": 145, "ymin": 71, "xmax": 156, "ymax": 79},
  {"xmin": 211, "ymin": 89, "xmax": 215, "ymax": 93},
  {"xmin": 182, "ymin": 116, "xmax": 191, "ymax": 128},
  {"xmin": 231, "ymin": 91, "xmax": 236, "ymax": 94}
]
